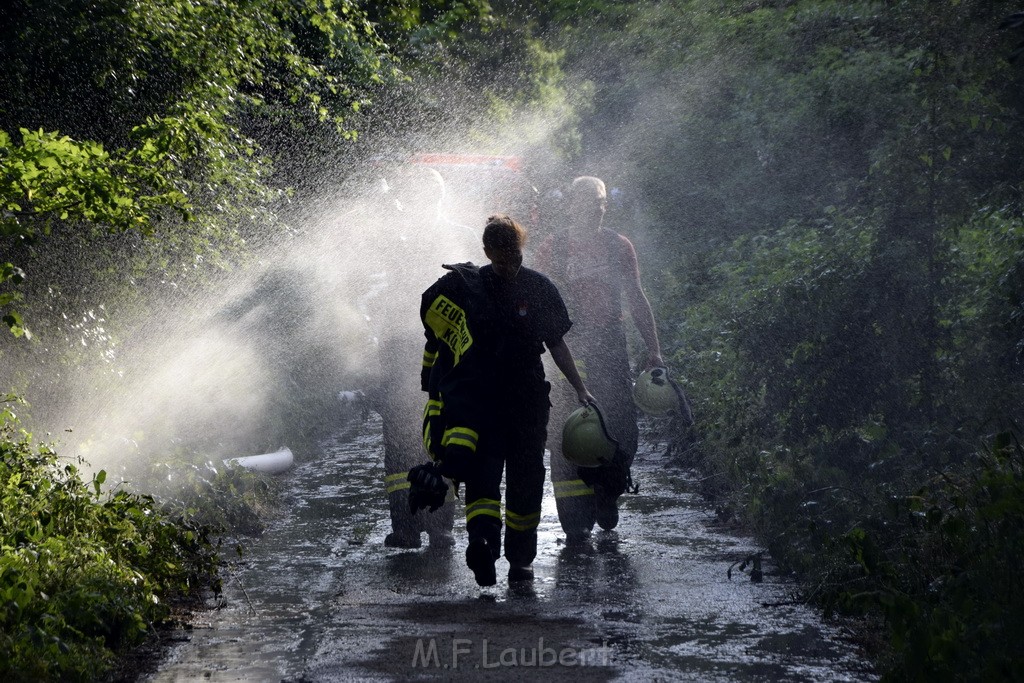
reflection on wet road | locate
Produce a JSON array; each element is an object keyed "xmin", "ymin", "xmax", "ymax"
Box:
[{"xmin": 147, "ymin": 415, "xmax": 875, "ymax": 681}]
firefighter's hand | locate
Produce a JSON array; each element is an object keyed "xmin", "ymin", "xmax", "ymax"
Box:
[
  {"xmin": 578, "ymin": 388, "xmax": 597, "ymax": 406},
  {"xmin": 407, "ymin": 463, "xmax": 449, "ymax": 514}
]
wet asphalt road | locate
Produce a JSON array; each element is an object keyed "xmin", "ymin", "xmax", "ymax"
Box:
[{"xmin": 146, "ymin": 415, "xmax": 876, "ymax": 682}]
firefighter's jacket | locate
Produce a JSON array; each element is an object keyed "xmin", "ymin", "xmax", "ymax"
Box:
[
  {"xmin": 421, "ymin": 262, "xmax": 573, "ymax": 481},
  {"xmin": 420, "ymin": 262, "xmax": 499, "ymax": 482}
]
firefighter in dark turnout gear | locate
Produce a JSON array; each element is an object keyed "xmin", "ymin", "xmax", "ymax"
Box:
[{"xmin": 414, "ymin": 215, "xmax": 594, "ymax": 586}]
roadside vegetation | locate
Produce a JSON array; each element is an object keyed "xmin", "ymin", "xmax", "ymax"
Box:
[
  {"xmin": 0, "ymin": 0, "xmax": 471, "ymax": 678},
  {"xmin": 0, "ymin": 394, "xmax": 286, "ymax": 680},
  {"xmin": 3, "ymin": 0, "xmax": 1024, "ymax": 680},
  {"xmin": 543, "ymin": 2, "xmax": 1024, "ymax": 679},
  {"xmin": 0, "ymin": 406, "xmax": 217, "ymax": 679}
]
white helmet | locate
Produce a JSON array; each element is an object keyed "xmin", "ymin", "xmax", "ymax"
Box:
[{"xmin": 561, "ymin": 403, "xmax": 618, "ymax": 468}]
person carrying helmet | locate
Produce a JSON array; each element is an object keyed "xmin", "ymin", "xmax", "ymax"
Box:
[
  {"xmin": 367, "ymin": 165, "xmax": 479, "ymax": 549},
  {"xmin": 411, "ymin": 214, "xmax": 594, "ymax": 586},
  {"xmin": 536, "ymin": 175, "xmax": 664, "ymax": 542}
]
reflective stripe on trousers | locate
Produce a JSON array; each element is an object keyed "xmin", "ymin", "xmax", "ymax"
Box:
[
  {"xmin": 384, "ymin": 471, "xmax": 410, "ymax": 494},
  {"xmin": 466, "ymin": 497, "xmax": 502, "ymax": 523},
  {"xmin": 504, "ymin": 507, "xmax": 541, "ymax": 531},
  {"xmin": 553, "ymin": 478, "xmax": 594, "ymax": 498}
]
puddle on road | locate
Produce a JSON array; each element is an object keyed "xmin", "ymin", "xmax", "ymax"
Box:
[{"xmin": 146, "ymin": 415, "xmax": 876, "ymax": 682}]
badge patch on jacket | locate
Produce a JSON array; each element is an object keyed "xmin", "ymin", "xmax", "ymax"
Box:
[
  {"xmin": 517, "ymin": 301, "xmax": 528, "ymax": 317},
  {"xmin": 425, "ymin": 294, "xmax": 473, "ymax": 363}
]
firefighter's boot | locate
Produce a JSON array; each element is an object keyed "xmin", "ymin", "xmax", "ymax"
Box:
[
  {"xmin": 508, "ymin": 563, "xmax": 535, "ymax": 582},
  {"xmin": 594, "ymin": 485, "xmax": 619, "ymax": 531},
  {"xmin": 466, "ymin": 538, "xmax": 497, "ymax": 586}
]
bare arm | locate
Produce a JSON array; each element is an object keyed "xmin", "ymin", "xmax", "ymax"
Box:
[
  {"xmin": 621, "ymin": 239, "xmax": 664, "ymax": 369},
  {"xmin": 547, "ymin": 338, "xmax": 596, "ymax": 406}
]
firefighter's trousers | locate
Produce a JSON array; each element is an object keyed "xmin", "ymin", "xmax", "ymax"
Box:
[
  {"xmin": 464, "ymin": 389, "xmax": 549, "ymax": 567},
  {"xmin": 549, "ymin": 325, "xmax": 638, "ymax": 536}
]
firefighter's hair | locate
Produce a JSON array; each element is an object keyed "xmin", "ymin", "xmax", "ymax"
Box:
[
  {"xmin": 569, "ymin": 175, "xmax": 607, "ymax": 202},
  {"xmin": 483, "ymin": 214, "xmax": 527, "ymax": 252}
]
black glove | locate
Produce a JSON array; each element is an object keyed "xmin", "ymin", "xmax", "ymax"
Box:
[{"xmin": 407, "ymin": 462, "xmax": 449, "ymax": 514}]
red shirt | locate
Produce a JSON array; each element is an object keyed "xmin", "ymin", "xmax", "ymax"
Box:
[{"xmin": 535, "ymin": 228, "xmax": 641, "ymax": 330}]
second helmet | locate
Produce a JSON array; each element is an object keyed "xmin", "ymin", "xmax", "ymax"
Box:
[{"xmin": 633, "ymin": 366, "xmax": 683, "ymax": 418}]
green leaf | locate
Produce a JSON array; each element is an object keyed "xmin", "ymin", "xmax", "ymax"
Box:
[
  {"xmin": 93, "ymin": 469, "xmax": 107, "ymax": 496},
  {"xmin": 3, "ymin": 310, "xmax": 24, "ymax": 330}
]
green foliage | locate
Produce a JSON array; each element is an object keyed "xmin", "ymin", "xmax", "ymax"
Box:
[
  {"xmin": 0, "ymin": 127, "xmax": 188, "ymax": 234},
  {"xmin": 364, "ymin": 0, "xmax": 496, "ymax": 52},
  {"xmin": 0, "ymin": 263, "xmax": 26, "ymax": 338},
  {"xmin": 573, "ymin": 2, "xmax": 1024, "ymax": 678},
  {"xmin": 668, "ymin": 206, "xmax": 1024, "ymax": 676},
  {"xmin": 143, "ymin": 459, "xmax": 282, "ymax": 537},
  {"xmin": 347, "ymin": 0, "xmax": 586, "ymax": 167},
  {"xmin": 0, "ymin": 126, "xmax": 189, "ymax": 336},
  {"xmin": 0, "ymin": 413, "xmax": 220, "ymax": 681},
  {"xmin": 0, "ymin": 0, "xmax": 400, "ymax": 338},
  {"xmin": 552, "ymin": 0, "xmax": 1024, "ymax": 256},
  {"xmin": 468, "ymin": 37, "xmax": 590, "ymax": 157},
  {"xmin": 837, "ymin": 434, "xmax": 1024, "ymax": 681}
]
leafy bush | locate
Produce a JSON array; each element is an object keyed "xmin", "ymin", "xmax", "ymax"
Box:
[
  {"xmin": 836, "ymin": 433, "xmax": 1024, "ymax": 682},
  {"xmin": 0, "ymin": 410, "xmax": 220, "ymax": 681},
  {"xmin": 663, "ymin": 207, "xmax": 1024, "ymax": 679},
  {"xmin": 142, "ymin": 458, "xmax": 282, "ymax": 537}
]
